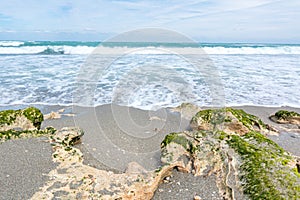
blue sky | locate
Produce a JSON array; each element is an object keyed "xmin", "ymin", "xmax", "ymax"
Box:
[{"xmin": 0, "ymin": 0, "xmax": 299, "ymax": 42}]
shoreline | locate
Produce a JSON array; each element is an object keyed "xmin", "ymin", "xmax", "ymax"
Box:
[{"xmin": 0, "ymin": 104, "xmax": 299, "ymax": 199}]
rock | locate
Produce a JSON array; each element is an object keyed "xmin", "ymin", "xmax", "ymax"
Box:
[
  {"xmin": 0, "ymin": 107, "xmax": 56, "ymax": 142},
  {"xmin": 194, "ymin": 195, "xmax": 201, "ymax": 200},
  {"xmin": 190, "ymin": 108, "xmax": 276, "ymax": 135},
  {"xmin": 161, "ymin": 108, "xmax": 300, "ymax": 199},
  {"xmin": 44, "ymin": 109, "xmax": 75, "ymax": 120},
  {"xmin": 44, "ymin": 111, "xmax": 61, "ymax": 119},
  {"xmin": 31, "ymin": 108, "xmax": 300, "ymax": 199},
  {"xmin": 52, "ymin": 127, "xmax": 84, "ymax": 146},
  {"xmin": 270, "ymin": 110, "xmax": 300, "ymax": 125},
  {"xmin": 0, "ymin": 107, "xmax": 43, "ymax": 131},
  {"xmin": 170, "ymin": 103, "xmax": 201, "ymax": 120}
]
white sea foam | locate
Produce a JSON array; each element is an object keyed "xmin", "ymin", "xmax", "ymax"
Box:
[
  {"xmin": 0, "ymin": 46, "xmax": 96, "ymax": 55},
  {"xmin": 0, "ymin": 44, "xmax": 300, "ymax": 109},
  {"xmin": 0, "ymin": 45, "xmax": 300, "ymax": 55},
  {"xmin": 202, "ymin": 46, "xmax": 300, "ymax": 54},
  {"xmin": 0, "ymin": 41, "xmax": 24, "ymax": 47}
]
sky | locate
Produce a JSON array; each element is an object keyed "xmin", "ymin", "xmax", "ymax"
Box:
[{"xmin": 0, "ymin": 0, "xmax": 299, "ymax": 43}]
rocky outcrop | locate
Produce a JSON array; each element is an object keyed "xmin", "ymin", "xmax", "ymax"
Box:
[
  {"xmin": 269, "ymin": 110, "xmax": 300, "ymax": 132},
  {"xmin": 270, "ymin": 110, "xmax": 300, "ymax": 125},
  {"xmin": 2, "ymin": 107, "xmax": 299, "ymax": 199},
  {"xmin": 190, "ymin": 108, "xmax": 277, "ymax": 135},
  {"xmin": 0, "ymin": 107, "xmax": 43, "ymax": 131},
  {"xmin": 32, "ymin": 127, "xmax": 182, "ymax": 200},
  {"xmin": 162, "ymin": 108, "xmax": 300, "ymax": 199},
  {"xmin": 0, "ymin": 107, "xmax": 56, "ymax": 142}
]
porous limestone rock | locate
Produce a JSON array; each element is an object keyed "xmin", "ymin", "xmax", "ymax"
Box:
[
  {"xmin": 161, "ymin": 108, "xmax": 300, "ymax": 199},
  {"xmin": 0, "ymin": 107, "xmax": 56, "ymax": 142},
  {"xmin": 270, "ymin": 110, "xmax": 300, "ymax": 125},
  {"xmin": 0, "ymin": 107, "xmax": 43, "ymax": 131},
  {"xmin": 30, "ymin": 108, "xmax": 300, "ymax": 199},
  {"xmin": 190, "ymin": 108, "xmax": 276, "ymax": 135},
  {"xmin": 32, "ymin": 127, "xmax": 185, "ymax": 200}
]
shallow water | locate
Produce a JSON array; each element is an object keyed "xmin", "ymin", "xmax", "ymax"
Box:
[{"xmin": 1, "ymin": 42, "xmax": 300, "ymax": 110}]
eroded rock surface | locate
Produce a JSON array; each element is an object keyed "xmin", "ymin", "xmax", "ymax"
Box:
[
  {"xmin": 2, "ymin": 107, "xmax": 299, "ymax": 199},
  {"xmin": 32, "ymin": 127, "xmax": 183, "ymax": 199},
  {"xmin": 0, "ymin": 107, "xmax": 43, "ymax": 131},
  {"xmin": 0, "ymin": 107, "xmax": 56, "ymax": 142},
  {"xmin": 269, "ymin": 110, "xmax": 300, "ymax": 132},
  {"xmin": 162, "ymin": 108, "xmax": 300, "ymax": 199}
]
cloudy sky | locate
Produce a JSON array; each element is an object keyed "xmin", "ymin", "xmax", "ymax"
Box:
[{"xmin": 0, "ymin": 0, "xmax": 299, "ymax": 42}]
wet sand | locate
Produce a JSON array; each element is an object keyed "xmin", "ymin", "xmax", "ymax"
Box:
[{"xmin": 0, "ymin": 104, "xmax": 299, "ymax": 199}]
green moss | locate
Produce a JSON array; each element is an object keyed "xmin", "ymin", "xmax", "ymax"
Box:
[
  {"xmin": 275, "ymin": 110, "xmax": 300, "ymax": 120},
  {"xmin": 22, "ymin": 107, "xmax": 44, "ymax": 129},
  {"xmin": 192, "ymin": 108, "xmax": 268, "ymax": 132},
  {"xmin": 194, "ymin": 130, "xmax": 213, "ymax": 139},
  {"xmin": 293, "ymin": 168, "xmax": 300, "ymax": 178},
  {"xmin": 227, "ymin": 131, "xmax": 299, "ymax": 199},
  {"xmin": 242, "ymin": 131, "xmax": 286, "ymax": 155},
  {"xmin": 226, "ymin": 108, "xmax": 267, "ymax": 130},
  {"xmin": 191, "ymin": 109, "xmax": 213, "ymax": 124},
  {"xmin": 155, "ymin": 166, "xmax": 163, "ymax": 173},
  {"xmin": 216, "ymin": 131, "xmax": 228, "ymax": 140},
  {"xmin": 0, "ymin": 127, "xmax": 56, "ymax": 142},
  {"xmin": 0, "ymin": 109, "xmax": 21, "ymax": 126},
  {"xmin": 161, "ymin": 132, "xmax": 195, "ymax": 154},
  {"xmin": 0, "ymin": 107, "xmax": 44, "ymax": 129}
]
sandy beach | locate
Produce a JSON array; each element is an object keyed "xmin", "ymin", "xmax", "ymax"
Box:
[{"xmin": 0, "ymin": 104, "xmax": 299, "ymax": 199}]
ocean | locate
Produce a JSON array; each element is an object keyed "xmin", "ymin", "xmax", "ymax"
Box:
[{"xmin": 0, "ymin": 40, "xmax": 299, "ymax": 110}]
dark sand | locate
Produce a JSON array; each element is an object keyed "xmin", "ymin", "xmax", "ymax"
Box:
[
  {"xmin": 0, "ymin": 104, "xmax": 299, "ymax": 199},
  {"xmin": 0, "ymin": 137, "xmax": 56, "ymax": 200}
]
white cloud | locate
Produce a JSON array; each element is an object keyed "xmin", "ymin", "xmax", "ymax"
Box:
[{"xmin": 0, "ymin": 0, "xmax": 299, "ymax": 42}]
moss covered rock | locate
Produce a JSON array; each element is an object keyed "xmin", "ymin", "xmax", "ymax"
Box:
[
  {"xmin": 162, "ymin": 108, "xmax": 300, "ymax": 199},
  {"xmin": 0, "ymin": 107, "xmax": 57, "ymax": 142},
  {"xmin": 51, "ymin": 127, "xmax": 84, "ymax": 146},
  {"xmin": 0, "ymin": 107, "xmax": 44, "ymax": 131},
  {"xmin": 270, "ymin": 110, "xmax": 300, "ymax": 125},
  {"xmin": 190, "ymin": 108, "xmax": 274, "ymax": 135},
  {"xmin": 0, "ymin": 127, "xmax": 56, "ymax": 142}
]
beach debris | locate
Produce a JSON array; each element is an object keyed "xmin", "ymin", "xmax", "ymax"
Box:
[
  {"xmin": 297, "ymin": 160, "xmax": 300, "ymax": 173},
  {"xmin": 44, "ymin": 108, "xmax": 75, "ymax": 120},
  {"xmin": 149, "ymin": 116, "xmax": 166, "ymax": 121},
  {"xmin": 194, "ymin": 195, "xmax": 201, "ymax": 200}
]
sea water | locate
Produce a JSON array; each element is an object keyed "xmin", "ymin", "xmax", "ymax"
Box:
[{"xmin": 0, "ymin": 41, "xmax": 299, "ymax": 110}]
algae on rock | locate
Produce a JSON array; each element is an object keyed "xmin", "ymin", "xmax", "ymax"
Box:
[
  {"xmin": 27, "ymin": 106, "xmax": 300, "ymax": 199},
  {"xmin": 0, "ymin": 107, "xmax": 44, "ymax": 131},
  {"xmin": 162, "ymin": 108, "xmax": 300, "ymax": 199},
  {"xmin": 270, "ymin": 110, "xmax": 300, "ymax": 126},
  {"xmin": 190, "ymin": 108, "xmax": 274, "ymax": 135},
  {"xmin": 0, "ymin": 107, "xmax": 55, "ymax": 142}
]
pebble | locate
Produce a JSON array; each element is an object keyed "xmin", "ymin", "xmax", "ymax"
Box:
[{"xmin": 194, "ymin": 195, "xmax": 201, "ymax": 200}]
